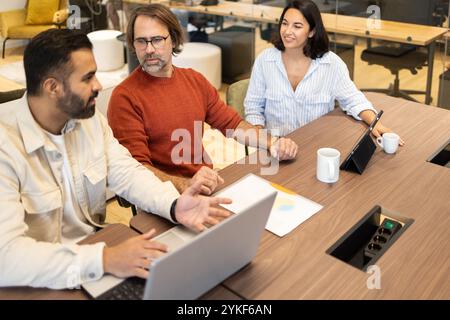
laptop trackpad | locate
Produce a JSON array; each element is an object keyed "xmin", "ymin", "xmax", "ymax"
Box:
[{"xmin": 154, "ymin": 226, "xmax": 197, "ymax": 251}]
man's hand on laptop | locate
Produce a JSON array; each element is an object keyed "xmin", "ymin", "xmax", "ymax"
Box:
[
  {"xmin": 103, "ymin": 229, "xmax": 168, "ymax": 279},
  {"xmin": 188, "ymin": 166, "xmax": 224, "ymax": 195},
  {"xmin": 175, "ymin": 180, "xmax": 232, "ymax": 232}
]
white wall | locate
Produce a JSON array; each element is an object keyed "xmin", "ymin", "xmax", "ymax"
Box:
[{"xmin": 0, "ymin": 0, "xmax": 28, "ymax": 50}]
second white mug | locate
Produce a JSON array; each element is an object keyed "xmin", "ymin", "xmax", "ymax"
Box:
[
  {"xmin": 317, "ymin": 148, "xmax": 340, "ymax": 183},
  {"xmin": 376, "ymin": 132, "xmax": 399, "ymax": 154}
]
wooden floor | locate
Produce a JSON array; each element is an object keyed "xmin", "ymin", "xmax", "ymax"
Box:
[{"xmin": 1, "ymin": 31, "xmax": 448, "ymax": 225}]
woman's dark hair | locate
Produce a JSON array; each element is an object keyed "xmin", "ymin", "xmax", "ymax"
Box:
[
  {"xmin": 24, "ymin": 29, "xmax": 92, "ymax": 96},
  {"xmin": 272, "ymin": 0, "xmax": 329, "ymax": 59},
  {"xmin": 126, "ymin": 4, "xmax": 184, "ymax": 55}
]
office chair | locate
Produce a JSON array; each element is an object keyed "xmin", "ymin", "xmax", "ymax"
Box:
[
  {"xmin": 116, "ymin": 196, "xmax": 137, "ymax": 216},
  {"xmin": 188, "ymin": 13, "xmax": 208, "ymax": 36},
  {"xmin": 259, "ymin": 23, "xmax": 276, "ymax": 43},
  {"xmin": 226, "ymin": 79, "xmax": 250, "ymax": 156},
  {"xmin": 360, "ymin": 48, "xmax": 428, "ymax": 102},
  {"xmin": 68, "ymin": 0, "xmax": 108, "ymax": 33},
  {"xmin": 359, "ymin": 0, "xmax": 442, "ymax": 102},
  {"xmin": 187, "ymin": 13, "xmax": 224, "ymax": 43}
]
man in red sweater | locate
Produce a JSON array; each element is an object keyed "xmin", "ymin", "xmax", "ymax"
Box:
[{"xmin": 108, "ymin": 4, "xmax": 298, "ymax": 194}]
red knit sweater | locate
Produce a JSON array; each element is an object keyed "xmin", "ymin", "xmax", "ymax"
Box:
[{"xmin": 107, "ymin": 67, "xmax": 242, "ymax": 177}]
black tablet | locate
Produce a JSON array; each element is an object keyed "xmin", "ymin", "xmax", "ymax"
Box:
[{"xmin": 340, "ymin": 110, "xmax": 383, "ymax": 174}]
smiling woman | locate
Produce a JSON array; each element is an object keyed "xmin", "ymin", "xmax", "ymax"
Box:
[
  {"xmin": 272, "ymin": 0, "xmax": 329, "ymax": 59},
  {"xmin": 244, "ymin": 0, "xmax": 403, "ymax": 143}
]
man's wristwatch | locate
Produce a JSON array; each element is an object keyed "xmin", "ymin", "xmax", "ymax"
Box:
[{"xmin": 170, "ymin": 198, "xmax": 179, "ymax": 223}]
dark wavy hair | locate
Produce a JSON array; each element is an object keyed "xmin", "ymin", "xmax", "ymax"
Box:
[
  {"xmin": 24, "ymin": 29, "xmax": 92, "ymax": 96},
  {"xmin": 272, "ymin": 0, "xmax": 329, "ymax": 59},
  {"xmin": 126, "ymin": 4, "xmax": 184, "ymax": 55}
]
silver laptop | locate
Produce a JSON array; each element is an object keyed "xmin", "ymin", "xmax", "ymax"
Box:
[{"xmin": 82, "ymin": 191, "xmax": 277, "ymax": 300}]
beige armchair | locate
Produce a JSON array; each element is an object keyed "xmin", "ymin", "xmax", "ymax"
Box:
[
  {"xmin": 226, "ymin": 78, "xmax": 250, "ymax": 156},
  {"xmin": 0, "ymin": 0, "xmax": 68, "ymax": 59}
]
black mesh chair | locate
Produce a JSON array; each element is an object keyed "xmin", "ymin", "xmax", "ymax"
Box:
[
  {"xmin": 360, "ymin": 45, "xmax": 428, "ymax": 102},
  {"xmin": 359, "ymin": 0, "xmax": 447, "ymax": 103}
]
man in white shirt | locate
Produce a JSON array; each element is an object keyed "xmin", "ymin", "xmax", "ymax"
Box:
[{"xmin": 0, "ymin": 28, "xmax": 231, "ymax": 289}]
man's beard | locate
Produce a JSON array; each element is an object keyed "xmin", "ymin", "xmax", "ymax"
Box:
[
  {"xmin": 139, "ymin": 53, "xmax": 166, "ymax": 74},
  {"xmin": 57, "ymin": 87, "xmax": 98, "ymax": 120}
]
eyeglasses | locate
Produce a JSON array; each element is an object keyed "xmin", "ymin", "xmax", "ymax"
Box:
[{"xmin": 133, "ymin": 35, "xmax": 170, "ymax": 50}]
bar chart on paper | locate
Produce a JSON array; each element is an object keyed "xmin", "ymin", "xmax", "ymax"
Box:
[{"xmin": 267, "ymin": 182, "xmax": 323, "ymax": 237}]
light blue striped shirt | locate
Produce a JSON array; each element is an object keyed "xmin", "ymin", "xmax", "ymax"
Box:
[{"xmin": 244, "ymin": 48, "xmax": 376, "ymax": 136}]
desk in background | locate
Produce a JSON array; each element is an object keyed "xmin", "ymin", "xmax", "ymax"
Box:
[
  {"xmin": 162, "ymin": 1, "xmax": 447, "ymax": 46},
  {"xmin": 129, "ymin": 0, "xmax": 447, "ymax": 104},
  {"xmin": 131, "ymin": 92, "xmax": 450, "ymax": 299}
]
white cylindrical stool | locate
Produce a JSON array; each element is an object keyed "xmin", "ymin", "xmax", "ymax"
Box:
[
  {"xmin": 173, "ymin": 42, "xmax": 222, "ymax": 89},
  {"xmin": 87, "ymin": 30, "xmax": 124, "ymax": 71}
]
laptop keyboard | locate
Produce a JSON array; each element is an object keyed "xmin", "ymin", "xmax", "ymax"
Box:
[
  {"xmin": 97, "ymin": 277, "xmax": 146, "ymax": 300},
  {"xmin": 94, "ymin": 227, "xmax": 197, "ymax": 300}
]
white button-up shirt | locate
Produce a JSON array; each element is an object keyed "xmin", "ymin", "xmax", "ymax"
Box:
[
  {"xmin": 245, "ymin": 48, "xmax": 376, "ymax": 136},
  {"xmin": 0, "ymin": 95, "xmax": 179, "ymax": 289}
]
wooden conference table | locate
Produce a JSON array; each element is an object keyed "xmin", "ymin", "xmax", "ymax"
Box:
[
  {"xmin": 125, "ymin": 0, "xmax": 447, "ymax": 105},
  {"xmin": 131, "ymin": 92, "xmax": 450, "ymax": 299},
  {"xmin": 0, "ymin": 93, "xmax": 448, "ymax": 299}
]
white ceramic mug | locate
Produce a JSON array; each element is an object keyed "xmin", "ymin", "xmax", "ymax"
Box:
[
  {"xmin": 317, "ymin": 148, "xmax": 340, "ymax": 183},
  {"xmin": 376, "ymin": 133, "xmax": 399, "ymax": 154}
]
